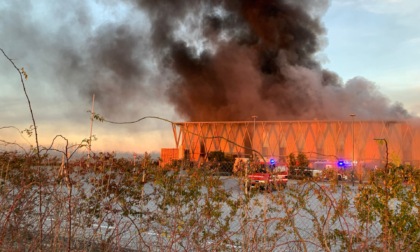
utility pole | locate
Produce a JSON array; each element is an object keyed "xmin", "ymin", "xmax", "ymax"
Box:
[
  {"xmin": 88, "ymin": 94, "xmax": 95, "ymax": 162},
  {"xmin": 373, "ymin": 137, "xmax": 389, "ymax": 248},
  {"xmin": 350, "ymin": 114, "xmax": 356, "ymax": 186},
  {"xmin": 133, "ymin": 152, "xmax": 137, "ymax": 166},
  {"xmin": 251, "ymin": 115, "xmax": 257, "ymax": 160},
  {"xmin": 374, "ymin": 138, "xmax": 388, "ymax": 173}
]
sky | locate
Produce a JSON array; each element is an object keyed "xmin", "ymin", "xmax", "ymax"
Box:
[
  {"xmin": 0, "ymin": 0, "xmax": 419, "ymax": 155},
  {"xmin": 323, "ymin": 0, "xmax": 420, "ymax": 113}
]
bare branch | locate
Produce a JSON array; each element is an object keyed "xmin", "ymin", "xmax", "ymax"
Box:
[{"xmin": 1, "ymin": 48, "xmax": 40, "ymax": 159}]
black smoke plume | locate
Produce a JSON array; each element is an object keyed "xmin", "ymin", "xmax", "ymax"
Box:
[
  {"xmin": 0, "ymin": 0, "xmax": 410, "ymax": 123},
  {"xmin": 136, "ymin": 0, "xmax": 409, "ymax": 121}
]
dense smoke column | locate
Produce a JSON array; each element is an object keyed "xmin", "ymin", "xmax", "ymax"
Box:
[
  {"xmin": 236, "ymin": 0, "xmax": 328, "ymax": 119},
  {"xmin": 0, "ymin": 0, "xmax": 410, "ymax": 127},
  {"xmin": 137, "ymin": 0, "xmax": 409, "ymax": 121},
  {"xmin": 137, "ymin": 0, "xmax": 331, "ymax": 121}
]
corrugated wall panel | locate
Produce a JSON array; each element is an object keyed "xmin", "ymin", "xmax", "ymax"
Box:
[{"xmin": 175, "ymin": 120, "xmax": 420, "ymax": 167}]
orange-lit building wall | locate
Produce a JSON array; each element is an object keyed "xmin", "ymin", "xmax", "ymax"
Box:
[
  {"xmin": 160, "ymin": 148, "xmax": 180, "ymax": 167},
  {"xmin": 172, "ymin": 120, "xmax": 420, "ymax": 168}
]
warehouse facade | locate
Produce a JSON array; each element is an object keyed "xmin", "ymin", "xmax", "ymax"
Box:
[{"xmin": 170, "ymin": 120, "xmax": 420, "ymax": 169}]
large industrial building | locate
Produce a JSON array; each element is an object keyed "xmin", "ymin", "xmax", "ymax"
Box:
[{"xmin": 165, "ymin": 120, "xmax": 420, "ymax": 169}]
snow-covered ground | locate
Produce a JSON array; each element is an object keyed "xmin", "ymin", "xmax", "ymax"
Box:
[{"xmin": 0, "ymin": 169, "xmax": 379, "ymax": 251}]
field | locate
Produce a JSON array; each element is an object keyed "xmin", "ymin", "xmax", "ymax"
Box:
[{"xmin": 1, "ymin": 152, "xmax": 419, "ymax": 251}]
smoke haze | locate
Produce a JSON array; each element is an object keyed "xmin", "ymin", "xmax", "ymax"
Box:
[
  {"xmin": 136, "ymin": 0, "xmax": 410, "ymax": 121},
  {"xmin": 0, "ymin": 0, "xmax": 411, "ymax": 123}
]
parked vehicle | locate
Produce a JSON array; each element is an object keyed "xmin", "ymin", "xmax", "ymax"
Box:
[
  {"xmin": 323, "ymin": 168, "xmax": 348, "ymax": 181},
  {"xmin": 245, "ymin": 167, "xmax": 288, "ymax": 191},
  {"xmin": 233, "ymin": 157, "xmax": 249, "ymax": 175},
  {"xmin": 337, "ymin": 173, "xmax": 348, "ymax": 181}
]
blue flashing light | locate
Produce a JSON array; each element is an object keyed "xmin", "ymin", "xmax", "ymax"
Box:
[
  {"xmin": 269, "ymin": 158, "xmax": 276, "ymax": 168},
  {"xmin": 337, "ymin": 160, "xmax": 345, "ymax": 167}
]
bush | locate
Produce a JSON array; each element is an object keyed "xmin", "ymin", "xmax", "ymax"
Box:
[{"xmin": 1, "ymin": 150, "xmax": 420, "ymax": 251}]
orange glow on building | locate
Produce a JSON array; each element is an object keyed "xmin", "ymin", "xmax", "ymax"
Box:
[
  {"xmin": 171, "ymin": 120, "xmax": 420, "ymax": 168},
  {"xmin": 160, "ymin": 148, "xmax": 180, "ymax": 167}
]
